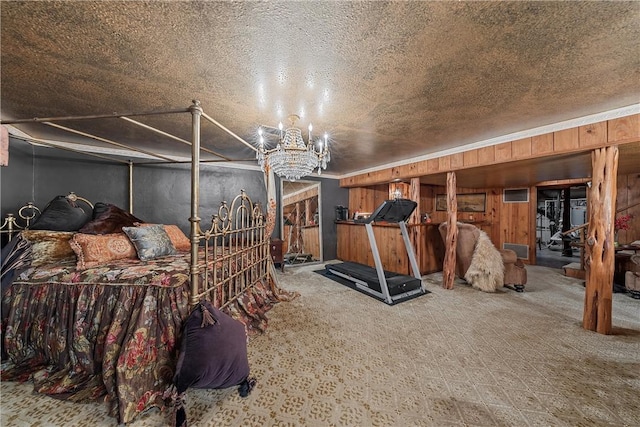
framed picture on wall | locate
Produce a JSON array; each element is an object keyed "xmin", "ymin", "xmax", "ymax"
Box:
[{"xmin": 436, "ymin": 192, "xmax": 486, "ymax": 212}]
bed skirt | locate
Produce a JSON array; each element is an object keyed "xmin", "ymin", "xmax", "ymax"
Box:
[{"xmin": 1, "ymin": 273, "xmax": 296, "ymax": 424}]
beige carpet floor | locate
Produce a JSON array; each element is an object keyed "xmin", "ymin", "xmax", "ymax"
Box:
[{"xmin": 1, "ymin": 264, "xmax": 639, "ymax": 426}]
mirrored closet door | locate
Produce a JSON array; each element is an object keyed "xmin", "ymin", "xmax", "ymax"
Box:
[{"xmin": 280, "ymin": 179, "xmax": 322, "ymax": 265}]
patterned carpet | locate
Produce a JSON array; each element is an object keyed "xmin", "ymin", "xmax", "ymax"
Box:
[{"xmin": 2, "ymin": 264, "xmax": 639, "ymax": 426}]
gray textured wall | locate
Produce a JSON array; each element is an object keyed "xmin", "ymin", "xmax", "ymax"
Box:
[{"xmin": 1, "ymin": 138, "xmax": 348, "ymax": 260}]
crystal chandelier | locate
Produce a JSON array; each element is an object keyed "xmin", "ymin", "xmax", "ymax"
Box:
[{"xmin": 256, "ymin": 114, "xmax": 330, "ymax": 181}]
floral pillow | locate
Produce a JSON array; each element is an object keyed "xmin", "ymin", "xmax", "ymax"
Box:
[
  {"xmin": 70, "ymin": 232, "xmax": 137, "ymax": 270},
  {"xmin": 122, "ymin": 224, "xmax": 177, "ymax": 261}
]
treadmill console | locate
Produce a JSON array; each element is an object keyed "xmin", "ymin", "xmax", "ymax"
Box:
[{"xmin": 359, "ymin": 198, "xmax": 417, "ymax": 224}]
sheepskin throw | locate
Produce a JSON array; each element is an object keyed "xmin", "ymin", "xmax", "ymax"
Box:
[{"xmin": 464, "ymin": 230, "xmax": 504, "ymax": 292}]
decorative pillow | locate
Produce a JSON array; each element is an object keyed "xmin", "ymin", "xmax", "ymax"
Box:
[
  {"xmin": 170, "ymin": 301, "xmax": 254, "ymax": 426},
  {"xmin": 79, "ymin": 203, "xmax": 142, "ymax": 235},
  {"xmin": 122, "ymin": 224, "xmax": 177, "ymax": 261},
  {"xmin": 29, "ymin": 195, "xmax": 92, "ymax": 231},
  {"xmin": 138, "ymin": 224, "xmax": 190, "ymax": 252},
  {"xmin": 174, "ymin": 301, "xmax": 252, "ymax": 392},
  {"xmin": 21, "ymin": 230, "xmax": 76, "ymax": 267},
  {"xmin": 161, "ymin": 225, "xmax": 191, "ymax": 252},
  {"xmin": 70, "ymin": 233, "xmax": 137, "ymax": 270}
]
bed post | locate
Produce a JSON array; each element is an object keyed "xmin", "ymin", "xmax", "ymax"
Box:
[
  {"xmin": 189, "ymin": 100, "xmax": 203, "ymax": 307},
  {"xmin": 128, "ymin": 161, "xmax": 134, "ymax": 213}
]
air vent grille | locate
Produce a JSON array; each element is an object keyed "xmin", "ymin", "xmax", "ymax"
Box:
[
  {"xmin": 503, "ymin": 188, "xmax": 529, "ymax": 203},
  {"xmin": 503, "ymin": 243, "xmax": 529, "ymax": 259}
]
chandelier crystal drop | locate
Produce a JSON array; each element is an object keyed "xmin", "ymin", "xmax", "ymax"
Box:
[{"xmin": 256, "ymin": 114, "xmax": 331, "ymax": 181}]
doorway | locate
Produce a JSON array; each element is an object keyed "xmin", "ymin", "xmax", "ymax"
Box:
[
  {"xmin": 280, "ymin": 179, "xmax": 323, "ymax": 266},
  {"xmin": 536, "ymin": 185, "xmax": 586, "ymax": 269}
]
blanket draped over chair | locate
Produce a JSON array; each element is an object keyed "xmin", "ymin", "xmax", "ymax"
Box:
[
  {"xmin": 438, "ymin": 222, "xmax": 526, "ymax": 292},
  {"xmin": 464, "ymin": 230, "xmax": 504, "ymax": 292}
]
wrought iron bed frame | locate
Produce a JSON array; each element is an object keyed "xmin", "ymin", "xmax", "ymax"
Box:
[{"xmin": 1, "ymin": 100, "xmax": 272, "ymax": 308}]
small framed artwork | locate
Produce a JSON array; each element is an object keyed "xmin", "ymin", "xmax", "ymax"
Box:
[{"xmin": 436, "ymin": 192, "xmax": 486, "ymax": 212}]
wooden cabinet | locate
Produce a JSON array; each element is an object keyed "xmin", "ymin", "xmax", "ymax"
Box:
[
  {"xmin": 336, "ymin": 221, "xmax": 444, "ymax": 275},
  {"xmin": 270, "ymin": 238, "xmax": 284, "ymax": 272}
]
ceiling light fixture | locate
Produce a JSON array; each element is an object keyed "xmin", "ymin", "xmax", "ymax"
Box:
[{"xmin": 256, "ymin": 114, "xmax": 330, "ymax": 181}]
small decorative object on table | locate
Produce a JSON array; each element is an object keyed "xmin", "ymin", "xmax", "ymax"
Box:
[{"xmin": 614, "ymin": 214, "xmax": 632, "ymax": 246}]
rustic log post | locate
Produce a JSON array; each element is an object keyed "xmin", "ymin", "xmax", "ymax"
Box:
[
  {"xmin": 583, "ymin": 146, "xmax": 618, "ymax": 334},
  {"xmin": 443, "ymin": 172, "xmax": 457, "ymax": 289},
  {"xmin": 409, "ymin": 177, "xmax": 423, "ymax": 275},
  {"xmin": 409, "ymin": 178, "xmax": 421, "ymax": 224}
]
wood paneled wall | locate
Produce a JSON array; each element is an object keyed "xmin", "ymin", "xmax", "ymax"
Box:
[
  {"xmin": 348, "ymin": 184, "xmax": 388, "ymax": 216},
  {"xmin": 283, "ymin": 185, "xmax": 318, "ymax": 205},
  {"xmin": 347, "ymin": 176, "xmax": 640, "ymax": 266},
  {"xmin": 337, "ymin": 223, "xmax": 444, "ymax": 275},
  {"xmin": 340, "ymin": 114, "xmax": 639, "ymax": 188},
  {"xmin": 347, "ymin": 183, "xmax": 537, "ymax": 263},
  {"xmin": 339, "ymin": 114, "xmax": 639, "ymax": 267},
  {"xmin": 429, "ymin": 186, "xmax": 533, "ymax": 258},
  {"xmin": 302, "ymin": 226, "xmax": 321, "ymax": 259},
  {"xmin": 282, "ymin": 225, "xmax": 320, "ymax": 259},
  {"xmin": 426, "ymin": 186, "xmax": 495, "ymax": 223},
  {"xmin": 616, "ymin": 172, "xmax": 640, "ymax": 245}
]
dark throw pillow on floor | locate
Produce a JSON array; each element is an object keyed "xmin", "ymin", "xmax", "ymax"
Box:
[{"xmin": 172, "ymin": 300, "xmax": 255, "ymax": 426}]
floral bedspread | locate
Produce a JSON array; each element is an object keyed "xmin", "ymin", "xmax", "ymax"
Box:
[{"xmin": 1, "ymin": 253, "xmax": 297, "ymax": 424}]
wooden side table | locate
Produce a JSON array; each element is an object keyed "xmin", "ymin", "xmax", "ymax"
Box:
[
  {"xmin": 270, "ymin": 238, "xmax": 284, "ymax": 272},
  {"xmin": 614, "ymin": 245, "xmax": 640, "ymax": 286}
]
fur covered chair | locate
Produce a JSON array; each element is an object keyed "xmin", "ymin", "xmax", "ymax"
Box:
[{"xmin": 438, "ymin": 222, "xmax": 527, "ymax": 292}]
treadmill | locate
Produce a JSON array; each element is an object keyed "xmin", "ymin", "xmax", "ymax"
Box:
[{"xmin": 326, "ymin": 198, "xmax": 425, "ymax": 305}]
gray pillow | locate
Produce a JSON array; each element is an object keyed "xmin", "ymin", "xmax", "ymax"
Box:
[{"xmin": 122, "ymin": 224, "xmax": 177, "ymax": 261}]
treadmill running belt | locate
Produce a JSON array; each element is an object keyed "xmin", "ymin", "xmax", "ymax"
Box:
[{"xmin": 326, "ymin": 261, "xmax": 422, "ymax": 296}]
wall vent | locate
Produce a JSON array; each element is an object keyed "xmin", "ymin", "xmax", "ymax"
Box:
[
  {"xmin": 503, "ymin": 243, "xmax": 529, "ymax": 259},
  {"xmin": 503, "ymin": 188, "xmax": 529, "ymax": 203}
]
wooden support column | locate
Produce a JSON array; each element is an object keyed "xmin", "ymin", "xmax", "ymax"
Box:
[
  {"xmin": 583, "ymin": 146, "xmax": 618, "ymax": 334},
  {"xmin": 409, "ymin": 178, "xmax": 421, "ymax": 224},
  {"xmin": 305, "ymin": 199, "xmax": 312, "ymax": 224},
  {"xmin": 442, "ymin": 172, "xmax": 457, "ymax": 289},
  {"xmin": 409, "ymin": 177, "xmax": 423, "ymax": 273},
  {"xmin": 562, "ymin": 187, "xmax": 573, "ymax": 256}
]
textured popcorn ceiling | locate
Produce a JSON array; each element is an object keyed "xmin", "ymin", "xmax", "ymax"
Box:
[{"xmin": 1, "ymin": 1, "xmax": 639, "ymax": 178}]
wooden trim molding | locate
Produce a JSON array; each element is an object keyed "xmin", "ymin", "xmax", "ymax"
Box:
[{"xmin": 340, "ymin": 113, "xmax": 640, "ymax": 188}]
